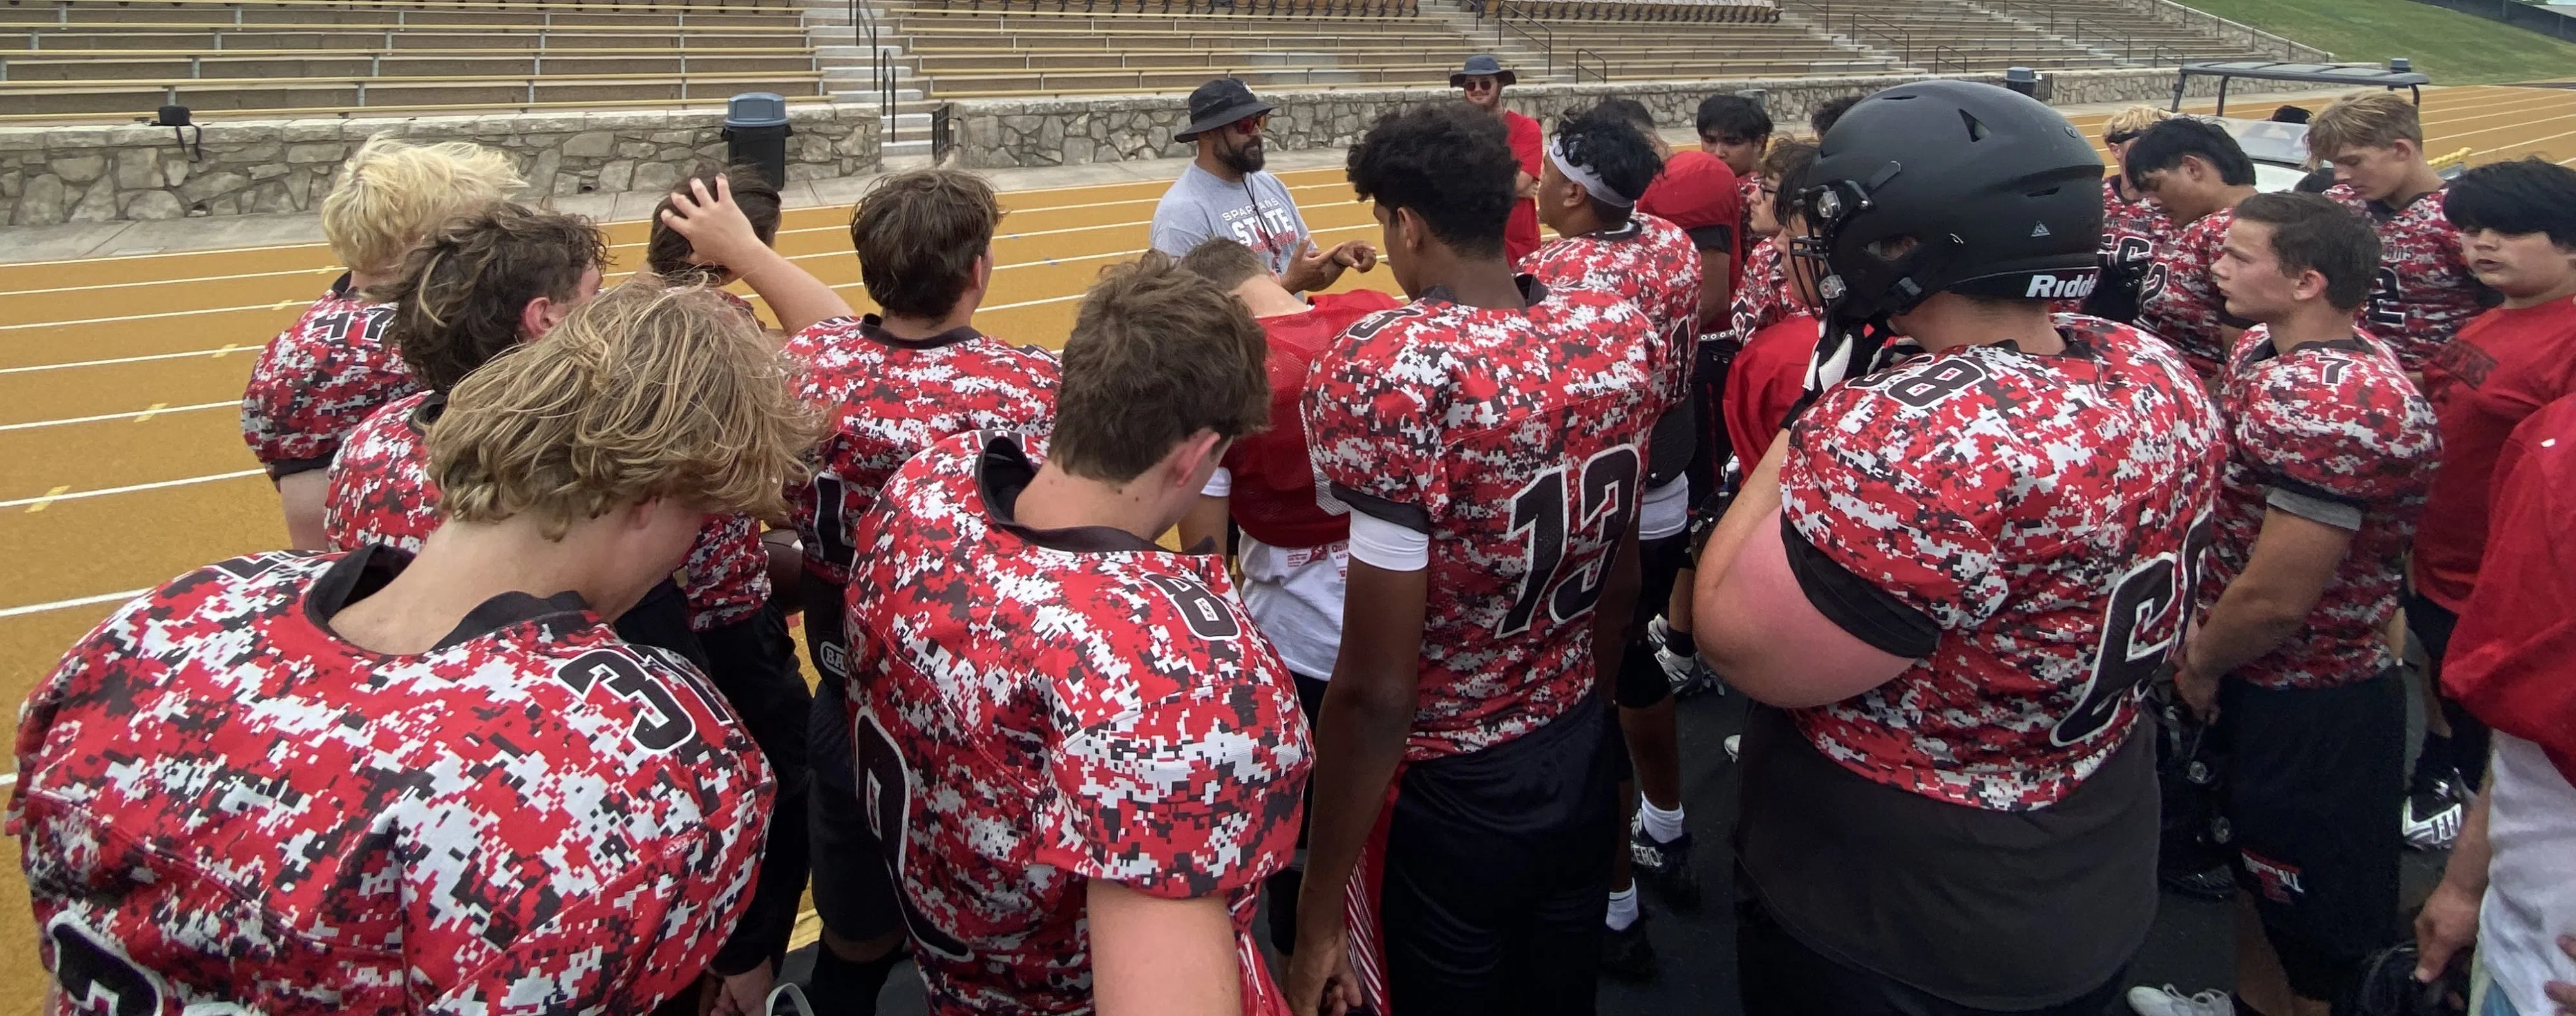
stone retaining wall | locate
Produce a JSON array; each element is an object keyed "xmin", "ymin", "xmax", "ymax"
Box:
[
  {"xmin": 946, "ymin": 66, "xmax": 2234, "ymax": 169},
  {"xmin": 3, "ymin": 104, "xmax": 879, "ymax": 226}
]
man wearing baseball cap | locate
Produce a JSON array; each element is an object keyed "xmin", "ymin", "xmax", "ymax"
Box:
[
  {"xmin": 1151, "ymin": 77, "xmax": 1376, "ymax": 293},
  {"xmin": 1454, "ymin": 54, "xmax": 1547, "ymax": 263}
]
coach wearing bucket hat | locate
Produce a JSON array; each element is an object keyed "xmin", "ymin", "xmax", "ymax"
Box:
[
  {"xmin": 1452, "ymin": 54, "xmax": 1546, "ymax": 262},
  {"xmin": 1151, "ymin": 77, "xmax": 1376, "ymax": 292}
]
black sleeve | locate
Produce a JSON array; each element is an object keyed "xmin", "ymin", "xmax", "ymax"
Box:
[
  {"xmin": 1779, "ymin": 513, "xmax": 1941, "ymax": 659},
  {"xmin": 1686, "ymin": 224, "xmax": 1736, "ymax": 254},
  {"xmin": 264, "ymin": 452, "xmax": 337, "ymax": 481},
  {"xmin": 1330, "ymin": 482, "xmax": 1432, "ymax": 534}
]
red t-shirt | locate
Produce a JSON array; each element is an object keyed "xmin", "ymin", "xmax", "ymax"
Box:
[
  {"xmin": 2445, "ymin": 393, "xmax": 2576, "ymax": 782},
  {"xmin": 1725, "ymin": 312, "xmax": 1817, "ymax": 463},
  {"xmin": 1639, "ymin": 149, "xmax": 1744, "ymax": 280},
  {"xmin": 2415, "ymin": 295, "xmax": 2576, "ymax": 610},
  {"xmin": 1224, "ymin": 289, "xmax": 1405, "ymax": 550},
  {"xmin": 1503, "ymin": 110, "xmax": 1544, "ymax": 265}
]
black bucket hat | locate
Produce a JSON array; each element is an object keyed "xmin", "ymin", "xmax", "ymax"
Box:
[
  {"xmin": 1449, "ymin": 53, "xmax": 1517, "ymax": 88},
  {"xmin": 1175, "ymin": 77, "xmax": 1276, "ymax": 142}
]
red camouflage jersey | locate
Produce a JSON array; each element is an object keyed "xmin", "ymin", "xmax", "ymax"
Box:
[
  {"xmin": 323, "ymin": 392, "xmax": 770, "ymax": 629},
  {"xmin": 781, "ymin": 316, "xmax": 1060, "ymax": 589},
  {"xmin": 2325, "ymin": 183, "xmax": 2485, "ymax": 372},
  {"xmin": 1779, "ymin": 314, "xmax": 2226, "ymax": 810},
  {"xmin": 2136, "ymin": 206, "xmax": 2239, "ymax": 378},
  {"xmin": 2204, "ymin": 328, "xmax": 2438, "ymax": 689},
  {"xmin": 12, "ymin": 548, "xmax": 771, "ymax": 1013},
  {"xmin": 1303, "ymin": 277, "xmax": 1659, "ymax": 761},
  {"xmin": 240, "ymin": 276, "xmax": 421, "ymax": 475},
  {"xmin": 1520, "ymin": 213, "xmax": 1703, "ymax": 411},
  {"xmin": 2060, "ymin": 178, "xmax": 2176, "ymax": 316},
  {"xmin": 842, "ymin": 431, "xmax": 1309, "ymax": 1014},
  {"xmin": 1723, "ymin": 236, "xmax": 1794, "ymax": 354}
]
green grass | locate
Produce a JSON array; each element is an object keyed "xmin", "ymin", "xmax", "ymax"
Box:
[{"xmin": 2179, "ymin": 0, "xmax": 2576, "ymax": 84}]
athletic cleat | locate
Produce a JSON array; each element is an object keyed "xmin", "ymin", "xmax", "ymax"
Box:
[
  {"xmin": 1600, "ymin": 912, "xmax": 1656, "ymax": 981},
  {"xmin": 2157, "ymin": 863, "xmax": 2235, "ymax": 902},
  {"xmin": 1629, "ymin": 812, "xmax": 1702, "ymax": 911},
  {"xmin": 2402, "ymin": 772, "xmax": 2465, "ymax": 851},
  {"xmin": 1648, "ymin": 616, "xmax": 1723, "ymax": 697},
  {"xmin": 2126, "ymin": 984, "xmax": 2235, "ymax": 1016}
]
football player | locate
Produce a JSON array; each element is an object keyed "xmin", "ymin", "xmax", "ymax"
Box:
[
  {"xmin": 775, "ymin": 168, "xmax": 1062, "ymax": 1014},
  {"xmin": 1515, "ymin": 103, "xmax": 1701, "ymax": 978},
  {"xmin": 1723, "ymin": 144, "xmax": 1824, "ymax": 477},
  {"xmin": 2131, "ymin": 192, "xmax": 2438, "ymax": 1016},
  {"xmin": 2309, "ymin": 90, "xmax": 2486, "ymax": 375},
  {"xmin": 646, "ymin": 164, "xmax": 786, "ymax": 328},
  {"xmin": 2403, "ymin": 158, "xmax": 2576, "ymax": 848},
  {"xmin": 242, "ymin": 137, "xmax": 521, "ymax": 549},
  {"xmin": 1287, "ymin": 101, "xmax": 1658, "ymax": 1015},
  {"xmin": 18, "ymin": 280, "xmax": 810, "ymax": 1013},
  {"xmin": 1171, "ymin": 236, "xmax": 1400, "ymax": 957},
  {"xmin": 839, "ymin": 253, "xmax": 1308, "ymax": 1013},
  {"xmin": 2127, "ymin": 117, "xmax": 2264, "ymax": 379},
  {"xmin": 1693, "ymin": 81, "xmax": 2226, "ymax": 1015},
  {"xmin": 2083, "ymin": 105, "xmax": 2179, "ymax": 323}
]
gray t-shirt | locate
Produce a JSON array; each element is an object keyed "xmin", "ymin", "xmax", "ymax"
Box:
[{"xmin": 1150, "ymin": 164, "xmax": 1312, "ymax": 279}]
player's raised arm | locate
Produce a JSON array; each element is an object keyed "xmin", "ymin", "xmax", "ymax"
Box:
[{"xmin": 663, "ymin": 173, "xmax": 852, "ymax": 334}]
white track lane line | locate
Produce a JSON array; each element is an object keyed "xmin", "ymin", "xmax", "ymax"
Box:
[
  {"xmin": 0, "ymin": 345, "xmax": 249, "ymax": 375},
  {"xmin": 0, "ymin": 400, "xmax": 232, "ymax": 432},
  {"xmin": 0, "ymin": 588, "xmax": 146, "ymax": 620},
  {"xmin": 0, "ymin": 468, "xmax": 264, "ymax": 512}
]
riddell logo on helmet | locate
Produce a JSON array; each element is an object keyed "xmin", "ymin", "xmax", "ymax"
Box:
[{"xmin": 2024, "ymin": 273, "xmax": 2099, "ymax": 300}]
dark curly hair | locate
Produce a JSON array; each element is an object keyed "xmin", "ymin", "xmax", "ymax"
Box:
[
  {"xmin": 1347, "ymin": 101, "xmax": 1519, "ymax": 260},
  {"xmin": 370, "ymin": 202, "xmax": 607, "ymax": 394},
  {"xmin": 1552, "ymin": 104, "xmax": 1665, "ymax": 224}
]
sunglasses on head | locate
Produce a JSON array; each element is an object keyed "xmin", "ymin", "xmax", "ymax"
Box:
[{"xmin": 2105, "ymin": 129, "xmax": 2141, "ymax": 145}]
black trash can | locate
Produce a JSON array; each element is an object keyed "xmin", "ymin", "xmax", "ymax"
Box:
[
  {"xmin": 723, "ymin": 92, "xmax": 794, "ymax": 189},
  {"xmin": 2003, "ymin": 66, "xmax": 2041, "ymax": 98}
]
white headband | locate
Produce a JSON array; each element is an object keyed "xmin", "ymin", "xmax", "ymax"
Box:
[{"xmin": 1546, "ymin": 135, "xmax": 1638, "ymax": 208}]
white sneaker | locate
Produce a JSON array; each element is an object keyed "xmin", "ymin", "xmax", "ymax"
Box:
[
  {"xmin": 2125, "ymin": 984, "xmax": 2233, "ymax": 1016},
  {"xmin": 2402, "ymin": 772, "xmax": 2466, "ymax": 850},
  {"xmin": 1723, "ymin": 734, "xmax": 1741, "ymax": 762},
  {"xmin": 1648, "ymin": 615, "xmax": 1724, "ymax": 697}
]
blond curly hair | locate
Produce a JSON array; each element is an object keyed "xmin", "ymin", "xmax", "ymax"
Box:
[{"xmin": 321, "ymin": 137, "xmax": 525, "ymax": 278}]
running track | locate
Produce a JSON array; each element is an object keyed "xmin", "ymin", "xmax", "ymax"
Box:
[{"xmin": 1, "ymin": 82, "xmax": 2573, "ymax": 1006}]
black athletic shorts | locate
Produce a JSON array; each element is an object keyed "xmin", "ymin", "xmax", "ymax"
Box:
[
  {"xmin": 694, "ymin": 602, "xmax": 815, "ymax": 975},
  {"xmin": 1736, "ymin": 884, "xmax": 2129, "ymax": 1016},
  {"xmin": 799, "ymin": 570, "xmax": 908, "ymax": 943},
  {"xmin": 2218, "ymin": 668, "xmax": 2407, "ymax": 1003},
  {"xmin": 1615, "ymin": 532, "xmax": 1691, "ymax": 711},
  {"xmin": 1381, "ymin": 693, "xmax": 1620, "ymax": 1015}
]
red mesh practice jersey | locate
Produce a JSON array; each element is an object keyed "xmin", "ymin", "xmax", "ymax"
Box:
[
  {"xmin": 1779, "ymin": 315, "xmax": 2226, "ymax": 810},
  {"xmin": 842, "ymin": 431, "xmax": 1309, "ymax": 1015},
  {"xmin": 12, "ymin": 548, "xmax": 772, "ymax": 1013},
  {"xmin": 323, "ymin": 392, "xmax": 770, "ymax": 629},
  {"xmin": 1224, "ymin": 289, "xmax": 1406, "ymax": 551},
  {"xmin": 1725, "ymin": 312, "xmax": 1819, "ymax": 464},
  {"xmin": 2136, "ymin": 206, "xmax": 2239, "ymax": 378},
  {"xmin": 2325, "ymin": 184, "xmax": 2486, "ymax": 373},
  {"xmin": 2206, "ymin": 328, "xmax": 2439, "ymax": 689},
  {"xmin": 240, "ymin": 277, "xmax": 420, "ymax": 476},
  {"xmin": 1303, "ymin": 278, "xmax": 1659, "ymax": 761},
  {"xmin": 781, "ymin": 316, "xmax": 1060, "ymax": 589},
  {"xmin": 1728, "ymin": 238, "xmax": 1791, "ymax": 352},
  {"xmin": 1520, "ymin": 213, "xmax": 1704, "ymax": 413},
  {"xmin": 2414, "ymin": 296, "xmax": 2576, "ymax": 611}
]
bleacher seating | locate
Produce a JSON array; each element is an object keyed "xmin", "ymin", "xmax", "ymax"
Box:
[
  {"xmin": 880, "ymin": 6, "xmax": 1504, "ymax": 97},
  {"xmin": 1, "ymin": 0, "xmax": 825, "ymax": 122},
  {"xmin": 1966, "ymin": 0, "xmax": 2291, "ymax": 63},
  {"xmin": 1499, "ymin": 0, "xmax": 1777, "ymax": 24}
]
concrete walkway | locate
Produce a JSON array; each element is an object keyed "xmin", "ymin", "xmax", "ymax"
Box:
[{"xmin": 0, "ymin": 86, "xmax": 2349, "ymax": 265}]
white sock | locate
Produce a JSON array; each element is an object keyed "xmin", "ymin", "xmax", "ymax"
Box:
[
  {"xmin": 1605, "ymin": 887, "xmax": 1639, "ymax": 931},
  {"xmin": 1640, "ymin": 800, "xmax": 1687, "ymax": 843}
]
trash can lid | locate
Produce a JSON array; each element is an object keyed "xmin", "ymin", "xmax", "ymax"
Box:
[
  {"xmin": 2005, "ymin": 66, "xmax": 2039, "ymax": 82},
  {"xmin": 724, "ymin": 92, "xmax": 791, "ymax": 128}
]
